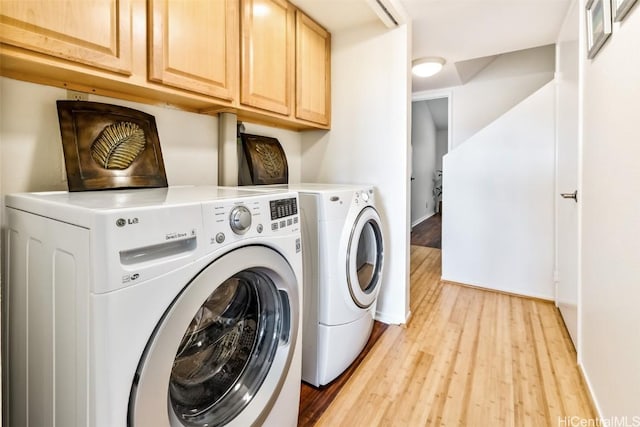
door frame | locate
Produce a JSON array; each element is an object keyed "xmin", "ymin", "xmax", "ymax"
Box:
[
  {"xmin": 554, "ymin": 0, "xmax": 584, "ymax": 359},
  {"xmin": 409, "ymin": 89, "xmax": 452, "ymax": 231}
]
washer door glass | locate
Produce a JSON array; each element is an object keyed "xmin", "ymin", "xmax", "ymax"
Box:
[
  {"xmin": 129, "ymin": 246, "xmax": 299, "ymax": 427},
  {"xmin": 170, "ymin": 270, "xmax": 282, "ymax": 426},
  {"xmin": 347, "ymin": 206, "xmax": 384, "ymax": 308}
]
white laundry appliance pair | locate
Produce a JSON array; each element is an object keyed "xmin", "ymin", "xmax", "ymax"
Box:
[
  {"xmin": 3, "ymin": 186, "xmax": 303, "ymax": 427},
  {"xmin": 242, "ymin": 183, "xmax": 385, "ymax": 387}
]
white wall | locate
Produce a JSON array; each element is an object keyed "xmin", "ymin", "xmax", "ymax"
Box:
[
  {"xmin": 411, "ymin": 101, "xmax": 436, "ymax": 226},
  {"xmin": 442, "ymin": 82, "xmax": 556, "ymax": 299},
  {"xmin": 301, "ymin": 21, "xmax": 411, "ymax": 324},
  {"xmin": 415, "ymin": 45, "xmax": 555, "ymax": 149},
  {"xmin": 435, "ymin": 130, "xmax": 448, "ymax": 172},
  {"xmin": 451, "ymin": 45, "xmax": 555, "ymax": 147},
  {"xmin": 0, "ymin": 77, "xmax": 219, "ymax": 196},
  {"xmin": 579, "ymin": 2, "xmax": 640, "ymax": 417},
  {"xmin": 0, "ymin": 77, "xmax": 304, "ymax": 195}
]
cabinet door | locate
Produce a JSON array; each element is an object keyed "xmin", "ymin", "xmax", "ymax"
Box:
[
  {"xmin": 149, "ymin": 0, "xmax": 238, "ymax": 101},
  {"xmin": 241, "ymin": 0, "xmax": 294, "ymax": 115},
  {"xmin": 0, "ymin": 0, "xmax": 132, "ymax": 75},
  {"xmin": 295, "ymin": 11, "xmax": 330, "ymax": 126}
]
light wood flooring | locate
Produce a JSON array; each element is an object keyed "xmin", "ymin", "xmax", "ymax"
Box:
[{"xmin": 306, "ymin": 246, "xmax": 596, "ymax": 426}]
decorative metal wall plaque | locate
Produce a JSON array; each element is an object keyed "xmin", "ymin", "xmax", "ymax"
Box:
[
  {"xmin": 57, "ymin": 101, "xmax": 168, "ymax": 191},
  {"xmin": 239, "ymin": 133, "xmax": 288, "ymax": 185}
]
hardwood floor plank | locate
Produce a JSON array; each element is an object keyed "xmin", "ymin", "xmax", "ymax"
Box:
[
  {"xmin": 411, "ymin": 214, "xmax": 442, "ymax": 248},
  {"xmin": 381, "ymin": 350, "xmax": 434, "ymax": 426},
  {"xmin": 299, "ymin": 246, "xmax": 596, "ymax": 426},
  {"xmin": 298, "ymin": 321, "xmax": 390, "ymax": 427},
  {"xmin": 511, "ymin": 298, "xmax": 549, "ymax": 426}
]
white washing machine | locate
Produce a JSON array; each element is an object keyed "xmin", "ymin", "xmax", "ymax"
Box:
[
  {"xmin": 295, "ymin": 184, "xmax": 384, "ymax": 387},
  {"xmin": 239, "ymin": 183, "xmax": 385, "ymax": 387},
  {"xmin": 3, "ymin": 186, "xmax": 303, "ymax": 427}
]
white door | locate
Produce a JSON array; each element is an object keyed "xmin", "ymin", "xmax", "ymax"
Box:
[
  {"xmin": 347, "ymin": 206, "xmax": 384, "ymax": 308},
  {"xmin": 129, "ymin": 246, "xmax": 299, "ymax": 426},
  {"xmin": 556, "ymin": 1, "xmax": 580, "ymax": 348}
]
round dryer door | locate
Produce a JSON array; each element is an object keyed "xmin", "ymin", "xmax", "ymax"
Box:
[
  {"xmin": 346, "ymin": 206, "xmax": 384, "ymax": 308},
  {"xmin": 129, "ymin": 246, "xmax": 299, "ymax": 427}
]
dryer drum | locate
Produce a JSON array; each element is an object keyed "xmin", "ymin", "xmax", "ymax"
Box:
[{"xmin": 169, "ymin": 270, "xmax": 283, "ymax": 426}]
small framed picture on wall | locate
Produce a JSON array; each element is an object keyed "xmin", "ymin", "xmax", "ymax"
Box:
[
  {"xmin": 586, "ymin": 0, "xmax": 612, "ymax": 59},
  {"xmin": 613, "ymin": 0, "xmax": 638, "ymax": 21}
]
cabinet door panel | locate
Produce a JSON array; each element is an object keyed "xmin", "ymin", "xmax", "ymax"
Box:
[
  {"xmin": 296, "ymin": 11, "xmax": 330, "ymax": 125},
  {"xmin": 149, "ymin": 0, "xmax": 238, "ymax": 101},
  {"xmin": 0, "ymin": 0, "xmax": 132, "ymax": 75},
  {"xmin": 241, "ymin": 0, "xmax": 294, "ymax": 115}
]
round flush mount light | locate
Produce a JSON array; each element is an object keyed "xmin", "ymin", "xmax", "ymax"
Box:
[{"xmin": 412, "ymin": 57, "xmax": 446, "ymax": 78}]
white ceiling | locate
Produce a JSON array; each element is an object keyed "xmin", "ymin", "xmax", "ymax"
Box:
[{"xmin": 291, "ymin": 0, "xmax": 571, "ymax": 93}]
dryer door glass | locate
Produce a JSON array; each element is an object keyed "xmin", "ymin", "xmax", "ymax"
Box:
[
  {"xmin": 347, "ymin": 206, "xmax": 384, "ymax": 308},
  {"xmin": 170, "ymin": 270, "xmax": 283, "ymax": 426},
  {"xmin": 355, "ymin": 221, "xmax": 381, "ymax": 292}
]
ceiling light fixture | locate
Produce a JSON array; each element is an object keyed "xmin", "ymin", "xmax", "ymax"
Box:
[{"xmin": 412, "ymin": 57, "xmax": 446, "ymax": 78}]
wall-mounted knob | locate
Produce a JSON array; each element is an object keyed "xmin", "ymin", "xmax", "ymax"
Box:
[{"xmin": 229, "ymin": 205, "xmax": 252, "ymax": 234}]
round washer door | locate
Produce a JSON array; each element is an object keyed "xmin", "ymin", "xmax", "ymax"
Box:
[
  {"xmin": 129, "ymin": 246, "xmax": 299, "ymax": 427},
  {"xmin": 346, "ymin": 206, "xmax": 384, "ymax": 308}
]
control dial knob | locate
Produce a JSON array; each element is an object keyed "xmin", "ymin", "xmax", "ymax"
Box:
[{"xmin": 229, "ymin": 205, "xmax": 252, "ymax": 234}]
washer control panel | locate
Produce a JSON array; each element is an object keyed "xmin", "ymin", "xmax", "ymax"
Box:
[
  {"xmin": 269, "ymin": 197, "xmax": 298, "ymax": 231},
  {"xmin": 203, "ymin": 193, "xmax": 300, "ymax": 248},
  {"xmin": 270, "ymin": 197, "xmax": 298, "ymax": 220}
]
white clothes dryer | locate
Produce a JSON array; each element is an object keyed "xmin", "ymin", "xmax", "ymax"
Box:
[
  {"xmin": 243, "ymin": 183, "xmax": 385, "ymax": 387},
  {"xmin": 3, "ymin": 186, "xmax": 303, "ymax": 427}
]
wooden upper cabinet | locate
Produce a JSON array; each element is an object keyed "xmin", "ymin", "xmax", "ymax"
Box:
[
  {"xmin": 295, "ymin": 11, "xmax": 330, "ymax": 126},
  {"xmin": 148, "ymin": 0, "xmax": 238, "ymax": 101},
  {"xmin": 240, "ymin": 0, "xmax": 294, "ymax": 116},
  {"xmin": 0, "ymin": 0, "xmax": 132, "ymax": 75}
]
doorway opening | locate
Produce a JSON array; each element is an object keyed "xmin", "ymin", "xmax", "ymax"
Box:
[{"xmin": 410, "ymin": 94, "xmax": 450, "ymax": 249}]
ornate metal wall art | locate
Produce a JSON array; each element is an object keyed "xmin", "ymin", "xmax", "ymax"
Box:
[
  {"xmin": 57, "ymin": 101, "xmax": 168, "ymax": 191},
  {"xmin": 239, "ymin": 133, "xmax": 288, "ymax": 185}
]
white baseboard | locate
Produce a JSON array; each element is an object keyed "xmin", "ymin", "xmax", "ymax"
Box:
[
  {"xmin": 440, "ymin": 275, "xmax": 554, "ymax": 301},
  {"xmin": 578, "ymin": 363, "xmax": 603, "ymax": 420},
  {"xmin": 374, "ymin": 308, "xmax": 409, "ymax": 325},
  {"xmin": 411, "ymin": 212, "xmax": 435, "ymax": 229}
]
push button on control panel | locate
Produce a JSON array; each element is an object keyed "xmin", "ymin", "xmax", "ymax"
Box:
[{"xmin": 215, "ymin": 232, "xmax": 225, "ymax": 244}]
